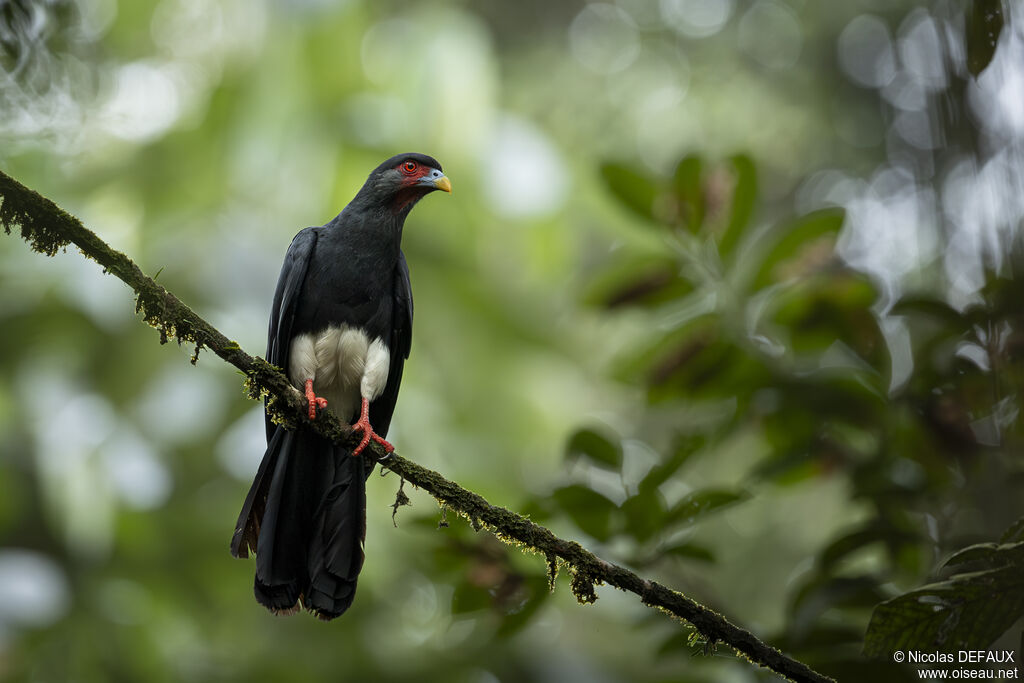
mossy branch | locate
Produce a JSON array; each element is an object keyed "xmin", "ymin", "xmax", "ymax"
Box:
[{"xmin": 0, "ymin": 169, "xmax": 834, "ymax": 683}]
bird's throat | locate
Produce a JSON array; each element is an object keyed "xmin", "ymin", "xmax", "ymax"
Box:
[{"xmin": 391, "ymin": 187, "xmax": 429, "ymax": 214}]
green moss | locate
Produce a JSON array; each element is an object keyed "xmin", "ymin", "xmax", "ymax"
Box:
[{"xmin": 570, "ymin": 568, "xmax": 599, "ymax": 604}]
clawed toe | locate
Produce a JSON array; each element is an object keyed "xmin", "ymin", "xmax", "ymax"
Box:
[
  {"xmin": 350, "ymin": 397, "xmax": 394, "ymax": 456},
  {"xmin": 304, "ymin": 379, "xmax": 328, "ymax": 420}
]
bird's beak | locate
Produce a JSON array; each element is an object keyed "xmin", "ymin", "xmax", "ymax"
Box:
[
  {"xmin": 418, "ymin": 169, "xmax": 452, "ymax": 194},
  {"xmin": 434, "ymin": 175, "xmax": 452, "ymax": 193}
]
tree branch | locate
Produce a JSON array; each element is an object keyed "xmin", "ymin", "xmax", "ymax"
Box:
[{"xmin": 0, "ymin": 168, "xmax": 834, "ymax": 683}]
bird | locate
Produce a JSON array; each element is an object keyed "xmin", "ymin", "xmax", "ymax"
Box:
[{"xmin": 230, "ymin": 153, "xmax": 451, "ymax": 620}]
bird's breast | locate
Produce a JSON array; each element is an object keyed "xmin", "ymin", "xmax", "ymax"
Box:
[{"xmin": 288, "ymin": 324, "xmax": 391, "ymax": 423}]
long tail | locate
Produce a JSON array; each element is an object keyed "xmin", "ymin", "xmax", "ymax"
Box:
[{"xmin": 231, "ymin": 426, "xmax": 371, "ymax": 620}]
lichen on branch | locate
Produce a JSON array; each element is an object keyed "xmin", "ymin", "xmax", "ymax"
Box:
[{"xmin": 0, "ymin": 168, "xmax": 834, "ymax": 683}]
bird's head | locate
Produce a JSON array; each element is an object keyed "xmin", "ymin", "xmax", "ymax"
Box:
[{"xmin": 357, "ymin": 153, "xmax": 451, "ymax": 213}]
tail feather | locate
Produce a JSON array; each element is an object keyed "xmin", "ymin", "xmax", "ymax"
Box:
[
  {"xmin": 304, "ymin": 452, "xmax": 367, "ymax": 618},
  {"xmin": 230, "ymin": 428, "xmax": 287, "ymax": 559},
  {"xmin": 232, "ymin": 426, "xmax": 371, "ymax": 619}
]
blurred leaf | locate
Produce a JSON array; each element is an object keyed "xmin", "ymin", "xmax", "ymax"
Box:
[
  {"xmin": 966, "ymin": 0, "xmax": 1004, "ymax": 78},
  {"xmin": 565, "ymin": 427, "xmax": 623, "ymax": 471},
  {"xmin": 644, "ymin": 324, "xmax": 716, "ymax": 386},
  {"xmin": 891, "ymin": 297, "xmax": 967, "ymax": 329},
  {"xmin": 1000, "ymin": 516, "xmax": 1024, "ymax": 544},
  {"xmin": 672, "ymin": 155, "xmax": 704, "ymax": 231},
  {"xmin": 600, "ymin": 163, "xmax": 659, "ymax": 223},
  {"xmin": 864, "ymin": 544, "xmax": 1024, "ymax": 656},
  {"xmin": 638, "ymin": 435, "xmax": 706, "ymax": 495},
  {"xmin": 496, "ymin": 574, "xmax": 550, "ymax": 636},
  {"xmin": 771, "ymin": 272, "xmax": 883, "ymax": 364},
  {"xmin": 719, "ymin": 154, "xmax": 757, "ymax": 256},
  {"xmin": 790, "ymin": 575, "xmax": 888, "ymax": 639},
  {"xmin": 451, "ymin": 580, "xmax": 492, "ymax": 614},
  {"xmin": 944, "ymin": 540, "xmax": 1024, "ymax": 569},
  {"xmin": 613, "ymin": 315, "xmax": 715, "ymax": 390},
  {"xmin": 819, "ymin": 522, "xmax": 920, "ymax": 571},
  {"xmin": 621, "ymin": 492, "xmax": 666, "ymax": 542},
  {"xmin": 646, "ymin": 331, "xmax": 760, "ymax": 401},
  {"xmin": 663, "ymin": 542, "xmax": 715, "ymax": 563},
  {"xmin": 752, "ymin": 208, "xmax": 845, "ymax": 289},
  {"xmin": 666, "ymin": 488, "xmax": 749, "ymax": 526},
  {"xmin": 552, "ymin": 485, "xmax": 617, "ymax": 541},
  {"xmin": 582, "ymin": 257, "xmax": 694, "ymax": 309}
]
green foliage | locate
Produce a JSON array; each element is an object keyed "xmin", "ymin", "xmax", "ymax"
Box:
[
  {"xmin": 552, "ymin": 484, "xmax": 618, "ymax": 541},
  {"xmin": 600, "ymin": 163, "xmax": 660, "ymax": 223},
  {"xmin": 720, "ymin": 154, "xmax": 757, "ymax": 256},
  {"xmin": 750, "ymin": 208, "xmax": 845, "ymax": 289},
  {"xmin": 575, "ymin": 148, "xmax": 1024, "ymax": 677},
  {"xmin": 565, "ymin": 427, "xmax": 623, "ymax": 471},
  {"xmin": 865, "ymin": 539, "xmax": 1024, "ymax": 656}
]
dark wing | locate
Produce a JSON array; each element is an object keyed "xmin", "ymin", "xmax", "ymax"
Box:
[
  {"xmin": 265, "ymin": 227, "xmax": 318, "ymax": 441},
  {"xmin": 367, "ymin": 250, "xmax": 413, "ymax": 439},
  {"xmin": 393, "ymin": 250, "xmax": 414, "ymax": 360}
]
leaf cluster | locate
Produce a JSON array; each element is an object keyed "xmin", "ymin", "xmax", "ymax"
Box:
[{"xmin": 559, "ymin": 150, "xmax": 1024, "ymax": 678}]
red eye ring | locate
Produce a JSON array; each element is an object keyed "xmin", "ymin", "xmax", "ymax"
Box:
[{"xmin": 401, "ymin": 160, "xmax": 418, "ymax": 174}]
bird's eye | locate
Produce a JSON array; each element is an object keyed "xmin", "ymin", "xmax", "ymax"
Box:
[{"xmin": 402, "ymin": 161, "xmax": 418, "ymax": 174}]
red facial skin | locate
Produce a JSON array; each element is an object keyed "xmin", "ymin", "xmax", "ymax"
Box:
[
  {"xmin": 397, "ymin": 159, "xmax": 431, "ymax": 184},
  {"xmin": 392, "ymin": 160, "xmax": 434, "ymax": 211}
]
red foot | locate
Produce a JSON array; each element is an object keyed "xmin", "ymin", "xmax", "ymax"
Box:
[
  {"xmin": 350, "ymin": 397, "xmax": 393, "ymax": 456},
  {"xmin": 304, "ymin": 379, "xmax": 328, "ymax": 420}
]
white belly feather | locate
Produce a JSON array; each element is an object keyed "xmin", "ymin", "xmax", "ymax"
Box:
[{"xmin": 288, "ymin": 324, "xmax": 391, "ymax": 422}]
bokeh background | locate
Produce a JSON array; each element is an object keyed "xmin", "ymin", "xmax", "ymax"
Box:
[{"xmin": 1, "ymin": 1, "xmax": 1023, "ymax": 681}]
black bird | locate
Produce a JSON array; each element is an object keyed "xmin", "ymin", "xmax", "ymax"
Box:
[{"xmin": 231, "ymin": 153, "xmax": 451, "ymax": 619}]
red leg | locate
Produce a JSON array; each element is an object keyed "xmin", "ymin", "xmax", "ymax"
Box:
[
  {"xmin": 304, "ymin": 379, "xmax": 328, "ymax": 420},
  {"xmin": 350, "ymin": 397, "xmax": 394, "ymax": 456}
]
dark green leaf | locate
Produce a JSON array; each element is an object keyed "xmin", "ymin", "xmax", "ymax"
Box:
[
  {"xmin": 582, "ymin": 258, "xmax": 695, "ymax": 309},
  {"xmin": 864, "ymin": 561, "xmax": 1024, "ymax": 656},
  {"xmin": 819, "ymin": 523, "xmax": 920, "ymax": 571},
  {"xmin": 637, "ymin": 435, "xmax": 705, "ymax": 495},
  {"xmin": 891, "ymin": 297, "xmax": 968, "ymax": 328},
  {"xmin": 771, "ymin": 272, "xmax": 884, "ymax": 363},
  {"xmin": 600, "ymin": 163, "xmax": 659, "ymax": 222},
  {"xmin": 790, "ymin": 575, "xmax": 887, "ymax": 636},
  {"xmin": 1000, "ymin": 517, "xmax": 1024, "ymax": 544},
  {"xmin": 551, "ymin": 485, "xmax": 617, "ymax": 541},
  {"xmin": 621, "ymin": 493, "xmax": 666, "ymax": 543},
  {"xmin": 719, "ymin": 154, "xmax": 757, "ymax": 255},
  {"xmin": 752, "ymin": 208, "xmax": 845, "ymax": 289},
  {"xmin": 672, "ymin": 155, "xmax": 704, "ymax": 231},
  {"xmin": 966, "ymin": 0, "xmax": 1004, "ymax": 78},
  {"xmin": 666, "ymin": 488, "xmax": 749, "ymax": 526},
  {"xmin": 451, "ymin": 580, "xmax": 491, "ymax": 614},
  {"xmin": 663, "ymin": 542, "xmax": 715, "ymax": 563},
  {"xmin": 565, "ymin": 428, "xmax": 623, "ymax": 471},
  {"xmin": 944, "ymin": 541, "xmax": 1024, "ymax": 569}
]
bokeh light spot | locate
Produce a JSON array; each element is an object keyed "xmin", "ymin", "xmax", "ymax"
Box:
[
  {"xmin": 480, "ymin": 115, "xmax": 569, "ymax": 219},
  {"xmin": 0, "ymin": 551, "xmax": 70, "ymax": 628},
  {"xmin": 660, "ymin": 0, "xmax": 734, "ymax": 39},
  {"xmin": 569, "ymin": 4, "xmax": 640, "ymax": 75},
  {"xmin": 837, "ymin": 15, "xmax": 896, "ymax": 89},
  {"xmin": 738, "ymin": 0, "xmax": 802, "ymax": 71}
]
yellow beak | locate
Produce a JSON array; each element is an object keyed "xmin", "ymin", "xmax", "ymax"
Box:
[{"xmin": 434, "ymin": 175, "xmax": 452, "ymax": 193}]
